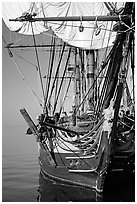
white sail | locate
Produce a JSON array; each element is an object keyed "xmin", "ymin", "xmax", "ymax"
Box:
[
  {"xmin": 2, "ymin": 2, "xmax": 49, "ymax": 35},
  {"xmin": 2, "ymin": 2, "xmax": 125, "ymax": 49}
]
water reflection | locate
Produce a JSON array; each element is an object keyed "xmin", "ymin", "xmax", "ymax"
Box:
[
  {"xmin": 37, "ymin": 171, "xmax": 103, "ymax": 202},
  {"xmin": 103, "ymin": 173, "xmax": 135, "ymax": 202}
]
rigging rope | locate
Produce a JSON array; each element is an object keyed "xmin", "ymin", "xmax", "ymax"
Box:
[
  {"xmin": 59, "ymin": 71, "xmax": 74, "ymax": 115},
  {"xmin": 75, "ymin": 59, "xmax": 110, "ymax": 116},
  {"xmin": 52, "ymin": 40, "xmax": 63, "ymax": 113},
  {"xmin": 130, "ymin": 33, "xmax": 135, "ymax": 102},
  {"xmin": 13, "ymin": 52, "xmax": 38, "ymax": 70},
  {"xmin": 31, "ymin": 22, "xmax": 46, "ymax": 110},
  {"xmin": 93, "ymin": 22, "xmax": 113, "ymax": 115},
  {"xmin": 44, "ymin": 36, "xmax": 54, "ymax": 99},
  {"xmin": 103, "ymin": 21, "xmax": 114, "ymax": 59},
  {"xmin": 53, "ymin": 47, "xmax": 72, "ymax": 115},
  {"xmin": 104, "ymin": 2, "xmax": 113, "ymax": 13},
  {"xmin": 47, "ymin": 42, "xmax": 66, "ymax": 106},
  {"xmin": 44, "ymin": 35, "xmax": 56, "ymax": 110},
  {"xmin": 75, "ymin": 37, "xmax": 121, "ymax": 117},
  {"xmin": 3, "ymin": 36, "xmax": 44, "ymax": 108},
  {"xmin": 95, "ymin": 36, "xmax": 123, "ymax": 116}
]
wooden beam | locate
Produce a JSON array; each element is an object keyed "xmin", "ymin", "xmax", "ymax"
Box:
[
  {"xmin": 9, "ymin": 15, "xmax": 130, "ymax": 22},
  {"xmin": 5, "ymin": 44, "xmax": 70, "ymax": 49}
]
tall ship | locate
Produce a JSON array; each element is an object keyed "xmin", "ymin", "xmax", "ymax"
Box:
[{"xmin": 3, "ymin": 2, "xmax": 135, "ymax": 197}]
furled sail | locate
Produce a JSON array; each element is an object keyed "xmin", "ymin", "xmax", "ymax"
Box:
[{"xmin": 2, "ymin": 2, "xmax": 125, "ymax": 49}]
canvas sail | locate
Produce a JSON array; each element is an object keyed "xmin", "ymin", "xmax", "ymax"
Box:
[{"xmin": 2, "ymin": 2, "xmax": 125, "ymax": 49}]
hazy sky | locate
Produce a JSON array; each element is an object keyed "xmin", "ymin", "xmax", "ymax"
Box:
[
  {"xmin": 2, "ymin": 20, "xmax": 51, "ymax": 126},
  {"xmin": 2, "ymin": 19, "xmax": 73, "ymax": 127}
]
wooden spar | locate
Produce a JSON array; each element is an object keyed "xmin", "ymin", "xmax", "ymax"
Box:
[
  {"xmin": 9, "ymin": 15, "xmax": 130, "ymax": 22},
  {"xmin": 20, "ymin": 108, "xmax": 39, "ymax": 136},
  {"xmin": 44, "ymin": 76, "xmax": 74, "ymax": 79},
  {"xmin": 5, "ymin": 44, "xmax": 71, "ymax": 49},
  {"xmin": 40, "ymin": 121, "xmax": 79, "ymax": 135}
]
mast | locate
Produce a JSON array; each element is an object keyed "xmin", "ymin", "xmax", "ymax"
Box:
[
  {"xmin": 72, "ymin": 48, "xmax": 80, "ymax": 126},
  {"xmin": 79, "ymin": 49, "xmax": 86, "ymax": 114},
  {"xmin": 75, "ymin": 48, "xmax": 81, "ymax": 116},
  {"xmin": 86, "ymin": 50, "xmax": 95, "ymax": 111}
]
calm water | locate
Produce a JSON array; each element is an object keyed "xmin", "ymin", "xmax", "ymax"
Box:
[
  {"xmin": 2, "ymin": 126, "xmax": 40, "ymax": 202},
  {"xmin": 2, "ymin": 126, "xmax": 135, "ymax": 202}
]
